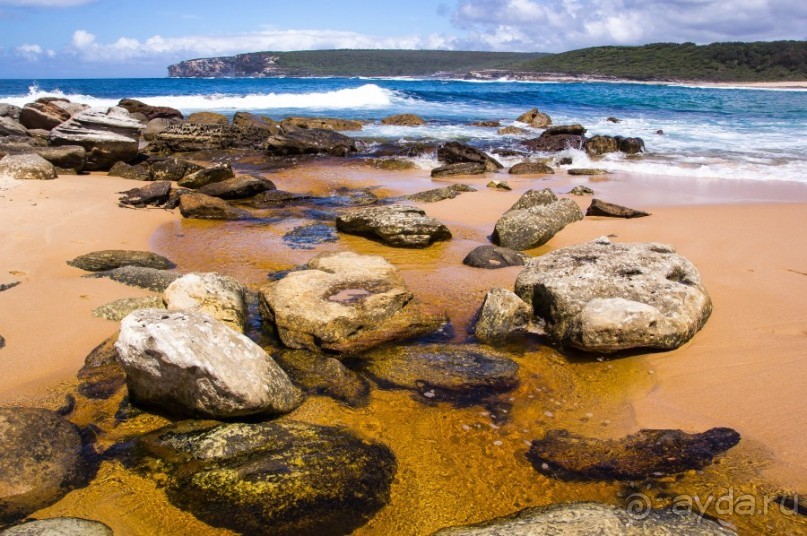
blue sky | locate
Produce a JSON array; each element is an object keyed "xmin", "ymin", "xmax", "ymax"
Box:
[{"xmin": 1, "ymin": 0, "xmax": 805, "ymax": 78}]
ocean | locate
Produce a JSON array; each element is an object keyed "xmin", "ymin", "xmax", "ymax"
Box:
[{"xmin": 1, "ymin": 77, "xmax": 805, "ymax": 183}]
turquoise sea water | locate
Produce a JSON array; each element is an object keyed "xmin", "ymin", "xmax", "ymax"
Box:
[{"xmin": 1, "ymin": 77, "xmax": 805, "ymax": 182}]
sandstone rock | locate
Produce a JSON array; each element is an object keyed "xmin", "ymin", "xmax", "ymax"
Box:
[
  {"xmin": 149, "ymin": 156, "xmax": 203, "ymax": 182},
  {"xmin": 0, "ymin": 104, "xmax": 21, "ymax": 121},
  {"xmin": 147, "ymin": 123, "xmax": 270, "ymax": 153},
  {"xmin": 367, "ymin": 157, "xmax": 416, "ymax": 171},
  {"xmin": 232, "ymin": 111, "xmax": 280, "ymax": 134},
  {"xmin": 586, "ymin": 198, "xmax": 650, "ymax": 218},
  {"xmin": 509, "ymin": 161, "xmax": 554, "ymax": 175},
  {"xmin": 473, "ymin": 120, "xmax": 501, "ymax": 127},
  {"xmin": 463, "ymin": 245, "xmax": 529, "ymax": 269},
  {"xmin": 569, "ymin": 185, "xmax": 594, "ymax": 195},
  {"xmin": 178, "ymin": 192, "xmax": 252, "ymax": 220},
  {"xmin": 118, "ymin": 98, "xmax": 183, "ymax": 121},
  {"xmin": 508, "ymin": 188, "xmax": 558, "ymax": 210},
  {"xmin": 84, "ymin": 266, "xmax": 180, "ymax": 292},
  {"xmin": 67, "ymin": 250, "xmax": 173, "ymax": 272},
  {"xmin": 198, "ymin": 174, "xmax": 275, "ymax": 199},
  {"xmin": 381, "ymin": 113, "xmax": 425, "ymax": 126},
  {"xmin": 0, "ymin": 154, "xmax": 56, "ymax": 180},
  {"xmin": 527, "ymin": 427, "xmax": 740, "ymax": 481},
  {"xmin": 260, "ymin": 252, "xmax": 447, "ymax": 354},
  {"xmin": 515, "ymin": 108, "xmax": 552, "ymax": 128},
  {"xmin": 585, "ymin": 135, "xmax": 619, "ymax": 156},
  {"xmin": 362, "ymin": 344, "xmax": 519, "ymax": 404},
  {"xmin": 116, "ymin": 309, "xmax": 301, "ymax": 418},
  {"xmin": 336, "ymin": 205, "xmax": 451, "ymax": 248},
  {"xmin": 18, "ymin": 102, "xmax": 70, "ymax": 131},
  {"xmin": 437, "ymin": 141, "xmax": 502, "ymax": 172},
  {"xmin": 274, "ymin": 350, "xmax": 370, "ymax": 407},
  {"xmin": 280, "ymin": 116, "xmax": 363, "ymax": 131},
  {"xmin": 431, "ymin": 162, "xmax": 486, "ymax": 177},
  {"xmin": 407, "ymin": 184, "xmax": 476, "ymax": 203},
  {"xmin": 0, "ymin": 517, "xmax": 113, "ymax": 536},
  {"xmin": 92, "ymin": 296, "xmax": 165, "ymax": 321},
  {"xmin": 282, "ymin": 223, "xmax": 338, "ymax": 250},
  {"xmin": 475, "ymin": 288, "xmax": 532, "ymax": 343},
  {"xmin": 163, "ymin": 272, "xmax": 247, "ymax": 332},
  {"xmin": 0, "ymin": 408, "xmax": 85, "ymax": 524},
  {"xmin": 492, "ymin": 189, "xmax": 584, "ymax": 250},
  {"xmin": 143, "ymin": 117, "xmax": 181, "ymax": 141},
  {"xmin": 514, "ymin": 238, "xmax": 712, "ymax": 352},
  {"xmin": 176, "ymin": 163, "xmax": 234, "ymax": 189},
  {"xmin": 432, "ymin": 502, "xmax": 737, "ymax": 535},
  {"xmin": 187, "ymin": 111, "xmax": 228, "ymax": 125},
  {"xmin": 48, "ymin": 109, "xmax": 143, "ymax": 171},
  {"xmin": 32, "ymin": 146, "xmax": 86, "ymax": 171},
  {"xmin": 568, "ymin": 168, "xmax": 609, "ymax": 176},
  {"xmin": 118, "ymin": 180, "xmax": 172, "ymax": 207},
  {"xmin": 76, "ymin": 332, "xmax": 124, "ymax": 400},
  {"xmin": 108, "ymin": 161, "xmax": 151, "ymax": 181},
  {"xmin": 135, "ymin": 420, "xmax": 396, "ymax": 536},
  {"xmin": 487, "ymin": 180, "xmax": 511, "ymax": 190},
  {"xmin": 264, "ymin": 128, "xmax": 357, "ymax": 157},
  {"xmin": 497, "ymin": 125, "xmax": 529, "ymax": 135},
  {"xmin": 0, "ymin": 117, "xmax": 27, "ymax": 137}
]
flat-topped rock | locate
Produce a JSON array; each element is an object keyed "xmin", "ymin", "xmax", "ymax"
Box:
[
  {"xmin": 163, "ymin": 272, "xmax": 247, "ymax": 332},
  {"xmin": 0, "ymin": 517, "xmax": 113, "ymax": 536},
  {"xmin": 407, "ymin": 184, "xmax": 476, "ymax": 203},
  {"xmin": 509, "ymin": 161, "xmax": 554, "ymax": 175},
  {"xmin": 280, "ymin": 116, "xmax": 363, "ymax": 131},
  {"xmin": 586, "ymin": 198, "xmax": 650, "ymax": 218},
  {"xmin": 0, "ymin": 154, "xmax": 57, "ymax": 180},
  {"xmin": 49, "ymin": 108, "xmax": 143, "ymax": 171},
  {"xmin": 179, "ymin": 192, "xmax": 252, "ymax": 220},
  {"xmin": 381, "ymin": 113, "xmax": 425, "ymax": 126},
  {"xmin": 67, "ymin": 249, "xmax": 173, "ymax": 272},
  {"xmin": 18, "ymin": 102, "xmax": 70, "ymax": 131},
  {"xmin": 176, "ymin": 164, "xmax": 234, "ymax": 189},
  {"xmin": 336, "ymin": 204, "xmax": 452, "ymax": 248},
  {"xmin": 431, "ymin": 162, "xmax": 486, "ymax": 177},
  {"xmin": 264, "ymin": 128, "xmax": 357, "ymax": 156},
  {"xmin": 84, "ymin": 266, "xmax": 180, "ymax": 292},
  {"xmin": 198, "ymin": 174, "xmax": 276, "ymax": 199}
]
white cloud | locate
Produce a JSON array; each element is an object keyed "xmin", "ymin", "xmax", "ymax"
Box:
[
  {"xmin": 0, "ymin": 0, "xmax": 95, "ymax": 6},
  {"xmin": 14, "ymin": 42, "xmax": 54, "ymax": 60},
  {"xmin": 448, "ymin": 0, "xmax": 807, "ymax": 51},
  {"xmin": 66, "ymin": 28, "xmax": 455, "ymax": 63}
]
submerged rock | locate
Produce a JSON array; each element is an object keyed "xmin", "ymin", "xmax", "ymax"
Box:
[
  {"xmin": 163, "ymin": 272, "xmax": 247, "ymax": 332},
  {"xmin": 432, "ymin": 502, "xmax": 737, "ymax": 535},
  {"xmin": 67, "ymin": 250, "xmax": 173, "ymax": 272},
  {"xmin": 135, "ymin": 420, "xmax": 397, "ymax": 536},
  {"xmin": 492, "ymin": 189, "xmax": 584, "ymax": 251},
  {"xmin": 0, "ymin": 408, "xmax": 86, "ymax": 525},
  {"xmin": 116, "ymin": 309, "xmax": 301, "ymax": 419},
  {"xmin": 514, "ymin": 238, "xmax": 712, "ymax": 352},
  {"xmin": 274, "ymin": 349, "xmax": 371, "ymax": 407},
  {"xmin": 407, "ymin": 184, "xmax": 476, "ymax": 203},
  {"xmin": 0, "ymin": 517, "xmax": 113, "ymax": 536},
  {"xmin": 462, "ymin": 245, "xmax": 529, "ymax": 269},
  {"xmin": 523, "ymin": 124, "xmax": 586, "ymax": 152},
  {"xmin": 77, "ymin": 332, "xmax": 126, "ymax": 400},
  {"xmin": 586, "ymin": 198, "xmax": 650, "ymax": 218},
  {"xmin": 475, "ymin": 288, "xmax": 532, "ymax": 344},
  {"xmin": 92, "ymin": 296, "xmax": 165, "ymax": 321},
  {"xmin": 282, "ymin": 223, "xmax": 338, "ymax": 249},
  {"xmin": 497, "ymin": 125, "xmax": 529, "ymax": 135},
  {"xmin": 527, "ymin": 427, "xmax": 741, "ymax": 481},
  {"xmin": 336, "ymin": 205, "xmax": 451, "ymax": 248},
  {"xmin": 584, "ymin": 135, "xmax": 620, "ymax": 156},
  {"xmin": 84, "ymin": 266, "xmax": 180, "ymax": 292},
  {"xmin": 260, "ymin": 252, "xmax": 447, "ymax": 354},
  {"xmin": 362, "ymin": 344, "xmax": 519, "ymax": 404}
]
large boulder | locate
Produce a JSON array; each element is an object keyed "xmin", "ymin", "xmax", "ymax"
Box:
[
  {"xmin": 134, "ymin": 420, "xmax": 397, "ymax": 536},
  {"xmin": 163, "ymin": 272, "xmax": 247, "ymax": 332},
  {"xmin": 463, "ymin": 245, "xmax": 529, "ymax": 269},
  {"xmin": 523, "ymin": 124, "xmax": 587, "ymax": 152},
  {"xmin": 178, "ymin": 192, "xmax": 252, "ymax": 220},
  {"xmin": 0, "ymin": 408, "xmax": 86, "ymax": 525},
  {"xmin": 362, "ymin": 344, "xmax": 519, "ymax": 404},
  {"xmin": 527, "ymin": 427, "xmax": 741, "ymax": 481},
  {"xmin": 107, "ymin": 161, "xmax": 151, "ymax": 181},
  {"xmin": 617, "ymin": 136, "xmax": 645, "ymax": 154},
  {"xmin": 437, "ymin": 141, "xmax": 502, "ymax": 172},
  {"xmin": 264, "ymin": 128, "xmax": 357, "ymax": 157},
  {"xmin": 232, "ymin": 111, "xmax": 280, "ymax": 133},
  {"xmin": 259, "ymin": 252, "xmax": 447, "ymax": 354},
  {"xmin": 67, "ymin": 250, "xmax": 173, "ymax": 272},
  {"xmin": 0, "ymin": 154, "xmax": 56, "ymax": 180},
  {"xmin": 336, "ymin": 205, "xmax": 451, "ymax": 248},
  {"xmin": 432, "ymin": 502, "xmax": 737, "ymax": 535},
  {"xmin": 584, "ymin": 135, "xmax": 619, "ymax": 156},
  {"xmin": 381, "ymin": 113, "xmax": 425, "ymax": 126},
  {"xmin": 118, "ymin": 180, "xmax": 172, "ymax": 207},
  {"xmin": 0, "ymin": 517, "xmax": 113, "ymax": 535},
  {"xmin": 116, "ymin": 309, "xmax": 302, "ymax": 418},
  {"xmin": 176, "ymin": 163, "xmax": 234, "ymax": 189},
  {"xmin": 474, "ymin": 288, "xmax": 532, "ymax": 343},
  {"xmin": 117, "ymin": 98, "xmax": 183, "ymax": 121},
  {"xmin": 147, "ymin": 123, "xmax": 270, "ymax": 153},
  {"xmin": 280, "ymin": 116, "xmax": 362, "ymax": 131},
  {"xmin": 187, "ymin": 111, "xmax": 228, "ymax": 125},
  {"xmin": 0, "ymin": 117, "xmax": 27, "ymax": 137},
  {"xmin": 514, "ymin": 238, "xmax": 712, "ymax": 352},
  {"xmin": 0, "ymin": 144, "xmax": 86, "ymax": 173},
  {"xmin": 515, "ymin": 108, "xmax": 552, "ymax": 128},
  {"xmin": 198, "ymin": 174, "xmax": 276, "ymax": 199},
  {"xmin": 492, "ymin": 189, "xmax": 584, "ymax": 250},
  {"xmin": 48, "ymin": 109, "xmax": 143, "ymax": 171},
  {"xmin": 18, "ymin": 102, "xmax": 70, "ymax": 131}
]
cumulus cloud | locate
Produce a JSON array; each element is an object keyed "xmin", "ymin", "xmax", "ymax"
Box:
[
  {"xmin": 447, "ymin": 0, "xmax": 807, "ymax": 51},
  {"xmin": 0, "ymin": 0, "xmax": 94, "ymax": 6},
  {"xmin": 66, "ymin": 28, "xmax": 455, "ymax": 63},
  {"xmin": 15, "ymin": 42, "xmax": 55, "ymax": 60}
]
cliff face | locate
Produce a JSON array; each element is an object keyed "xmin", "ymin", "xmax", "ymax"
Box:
[{"xmin": 168, "ymin": 53, "xmax": 283, "ymax": 78}]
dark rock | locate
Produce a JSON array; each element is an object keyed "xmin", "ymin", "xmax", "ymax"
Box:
[
  {"xmin": 336, "ymin": 205, "xmax": 451, "ymax": 248},
  {"xmin": 264, "ymin": 128, "xmax": 358, "ymax": 157},
  {"xmin": 617, "ymin": 136, "xmax": 645, "ymax": 154},
  {"xmin": 523, "ymin": 133, "xmax": 585, "ymax": 152},
  {"xmin": 432, "ymin": 502, "xmax": 737, "ymax": 535},
  {"xmin": 67, "ymin": 250, "xmax": 173, "ymax": 272},
  {"xmin": 18, "ymin": 102, "xmax": 70, "ymax": 131},
  {"xmin": 34, "ymin": 146, "xmax": 86, "ymax": 171},
  {"xmin": 77, "ymin": 332, "xmax": 125, "ymax": 400},
  {"xmin": 472, "ymin": 120, "xmax": 500, "ymax": 127},
  {"xmin": 237, "ymin": 189, "xmax": 312, "ymax": 209},
  {"xmin": 381, "ymin": 114, "xmax": 425, "ymax": 126},
  {"xmin": 515, "ymin": 108, "xmax": 552, "ymax": 128},
  {"xmin": 274, "ymin": 350, "xmax": 370, "ymax": 407},
  {"xmin": 558, "ymin": 156, "xmax": 573, "ymax": 165},
  {"xmin": 431, "ymin": 162, "xmax": 486, "ymax": 177},
  {"xmin": 463, "ymin": 245, "xmax": 529, "ymax": 269},
  {"xmin": 607, "ymin": 116, "xmax": 621, "ymax": 123},
  {"xmin": 568, "ymin": 185, "xmax": 594, "ymax": 195},
  {"xmin": 280, "ymin": 116, "xmax": 363, "ymax": 131},
  {"xmin": 282, "ymin": 223, "xmax": 338, "ymax": 249},
  {"xmin": 586, "ymin": 198, "xmax": 650, "ymax": 218},
  {"xmin": 84, "ymin": 266, "xmax": 180, "ymax": 292},
  {"xmin": 475, "ymin": 288, "xmax": 532, "ymax": 343},
  {"xmin": 492, "ymin": 189, "xmax": 584, "ymax": 250},
  {"xmin": 0, "ymin": 154, "xmax": 56, "ymax": 180},
  {"xmin": 527, "ymin": 427, "xmax": 741, "ymax": 481},
  {"xmin": 362, "ymin": 344, "xmax": 519, "ymax": 404},
  {"xmin": 544, "ymin": 124, "xmax": 586, "ymax": 136},
  {"xmin": 117, "ymin": 98, "xmax": 183, "ymax": 121},
  {"xmin": 147, "ymin": 123, "xmax": 271, "ymax": 153},
  {"xmin": 0, "ymin": 281, "xmax": 20, "ymax": 292},
  {"xmin": 179, "ymin": 192, "xmax": 252, "ymax": 220},
  {"xmin": 437, "ymin": 141, "xmax": 502, "ymax": 172},
  {"xmin": 135, "ymin": 420, "xmax": 397, "ymax": 536},
  {"xmin": 0, "ymin": 408, "xmax": 86, "ymax": 525},
  {"xmin": 776, "ymin": 494, "xmax": 807, "ymax": 517},
  {"xmin": 118, "ymin": 180, "xmax": 172, "ymax": 207},
  {"xmin": 585, "ymin": 135, "xmax": 619, "ymax": 156},
  {"xmin": 0, "ymin": 117, "xmax": 27, "ymax": 137},
  {"xmin": 48, "ymin": 109, "xmax": 143, "ymax": 171},
  {"xmin": 568, "ymin": 168, "xmax": 609, "ymax": 176},
  {"xmin": 108, "ymin": 160, "xmax": 152, "ymax": 181},
  {"xmin": 0, "ymin": 517, "xmax": 113, "ymax": 535},
  {"xmin": 509, "ymin": 161, "xmax": 554, "ymax": 175},
  {"xmin": 149, "ymin": 156, "xmax": 203, "ymax": 182},
  {"xmin": 187, "ymin": 111, "xmax": 228, "ymax": 125},
  {"xmin": 407, "ymin": 184, "xmax": 476, "ymax": 203},
  {"xmin": 0, "ymin": 335, "xmax": 4, "ymax": 349},
  {"xmin": 514, "ymin": 238, "xmax": 712, "ymax": 352},
  {"xmin": 656, "ymin": 129, "xmax": 665, "ymax": 135},
  {"xmin": 198, "ymin": 174, "xmax": 275, "ymax": 199},
  {"xmin": 232, "ymin": 111, "xmax": 281, "ymax": 134},
  {"xmin": 176, "ymin": 164, "xmax": 234, "ymax": 189}
]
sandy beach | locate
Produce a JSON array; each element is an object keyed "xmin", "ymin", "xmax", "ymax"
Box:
[{"xmin": 2, "ymin": 164, "xmax": 807, "ymax": 533}]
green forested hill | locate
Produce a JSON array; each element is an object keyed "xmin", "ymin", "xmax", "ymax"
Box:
[{"xmin": 516, "ymin": 41, "xmax": 807, "ymax": 81}]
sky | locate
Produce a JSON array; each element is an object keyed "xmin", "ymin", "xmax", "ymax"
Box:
[{"xmin": 0, "ymin": 0, "xmax": 804, "ymax": 78}]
